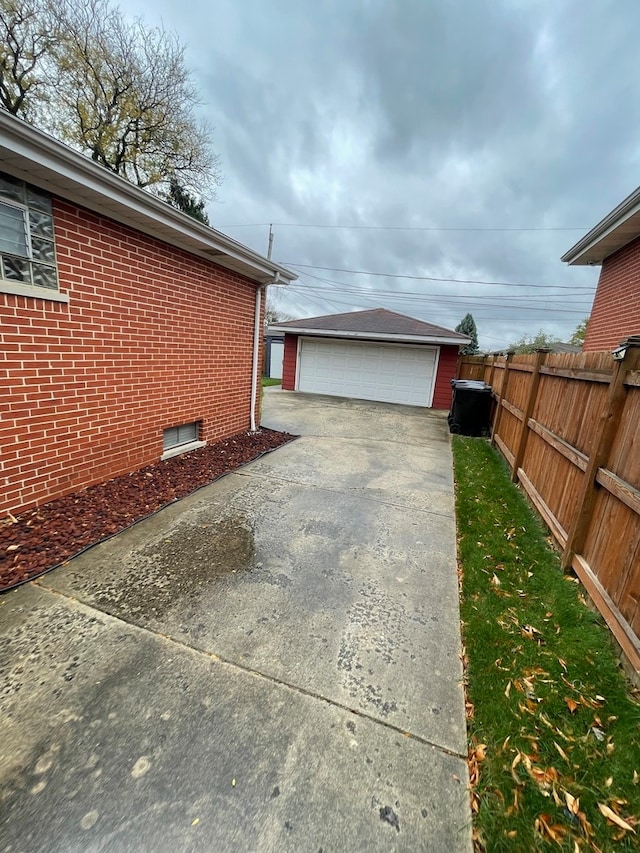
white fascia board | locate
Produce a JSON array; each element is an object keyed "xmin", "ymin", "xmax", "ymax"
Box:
[
  {"xmin": 269, "ymin": 326, "xmax": 469, "ymax": 345},
  {"xmin": 561, "ymin": 185, "xmax": 640, "ymax": 265},
  {"xmin": 0, "ymin": 112, "xmax": 296, "ymax": 286}
]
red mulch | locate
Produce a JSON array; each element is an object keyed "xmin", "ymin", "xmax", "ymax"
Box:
[{"xmin": 0, "ymin": 428, "xmax": 297, "ymax": 592}]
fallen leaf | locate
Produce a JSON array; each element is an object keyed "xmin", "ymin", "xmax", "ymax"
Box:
[
  {"xmin": 605, "ymin": 777, "xmax": 613, "ymax": 788},
  {"xmin": 491, "ymin": 573, "xmax": 501, "ymax": 587},
  {"xmin": 505, "ymin": 681, "xmax": 512, "ymax": 697},
  {"xmin": 191, "ymin": 818, "xmax": 199, "ymax": 826},
  {"xmin": 634, "ymin": 770, "xmax": 639, "ymax": 785},
  {"xmin": 597, "ymin": 803, "xmax": 636, "ymax": 833},
  {"xmin": 475, "ymin": 743, "xmax": 487, "ymax": 761},
  {"xmin": 231, "ymin": 778, "xmax": 236, "ymax": 787},
  {"xmin": 565, "ymin": 791, "xmax": 580, "ymax": 815},
  {"xmin": 554, "ymin": 742, "xmax": 569, "ymax": 762},
  {"xmin": 591, "ymin": 727, "xmax": 605, "ymax": 742},
  {"xmin": 6, "ymin": 544, "xmax": 19, "ymax": 552},
  {"xmin": 511, "ymin": 752, "xmax": 522, "ymax": 784},
  {"xmin": 535, "ymin": 813, "xmax": 567, "ymax": 843}
]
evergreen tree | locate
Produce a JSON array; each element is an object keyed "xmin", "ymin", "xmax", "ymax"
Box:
[
  {"xmin": 455, "ymin": 313, "xmax": 479, "ymax": 354},
  {"xmin": 166, "ymin": 178, "xmax": 210, "ymax": 225}
]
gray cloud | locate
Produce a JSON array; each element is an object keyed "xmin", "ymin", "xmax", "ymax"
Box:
[{"xmin": 125, "ymin": 0, "xmax": 640, "ymax": 348}]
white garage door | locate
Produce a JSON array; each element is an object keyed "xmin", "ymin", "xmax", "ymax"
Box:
[{"xmin": 297, "ymin": 338, "xmax": 438, "ymax": 406}]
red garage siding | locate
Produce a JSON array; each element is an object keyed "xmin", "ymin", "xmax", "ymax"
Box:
[
  {"xmin": 584, "ymin": 237, "xmax": 640, "ymax": 351},
  {"xmin": 431, "ymin": 346, "xmax": 458, "ymax": 410},
  {"xmin": 1, "ymin": 198, "xmax": 260, "ymax": 515},
  {"xmin": 282, "ymin": 334, "xmax": 298, "ymax": 390}
]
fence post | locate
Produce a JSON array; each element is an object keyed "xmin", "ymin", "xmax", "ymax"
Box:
[
  {"xmin": 487, "ymin": 354, "xmax": 497, "ymax": 390},
  {"xmin": 561, "ymin": 339, "xmax": 640, "ymax": 571},
  {"xmin": 491, "ymin": 350, "xmax": 514, "ymax": 447},
  {"xmin": 510, "ymin": 348, "xmax": 549, "ymax": 482}
]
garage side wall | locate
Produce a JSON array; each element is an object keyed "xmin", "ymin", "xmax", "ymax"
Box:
[
  {"xmin": 1, "ymin": 198, "xmax": 258, "ymax": 515},
  {"xmin": 432, "ymin": 346, "xmax": 458, "ymax": 409},
  {"xmin": 282, "ymin": 334, "xmax": 298, "ymax": 390}
]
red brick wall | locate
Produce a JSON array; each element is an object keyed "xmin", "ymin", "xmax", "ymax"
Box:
[
  {"xmin": 282, "ymin": 334, "xmax": 298, "ymax": 390},
  {"xmin": 1, "ymin": 198, "xmax": 261, "ymax": 515},
  {"xmin": 432, "ymin": 346, "xmax": 457, "ymax": 409},
  {"xmin": 584, "ymin": 237, "xmax": 640, "ymax": 351}
]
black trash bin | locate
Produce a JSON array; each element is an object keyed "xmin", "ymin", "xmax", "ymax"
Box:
[{"xmin": 448, "ymin": 379, "xmax": 493, "ymax": 436}]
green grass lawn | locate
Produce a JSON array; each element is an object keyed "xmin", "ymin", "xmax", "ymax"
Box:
[
  {"xmin": 261, "ymin": 376, "xmax": 282, "ymax": 387},
  {"xmin": 452, "ymin": 436, "xmax": 640, "ymax": 852}
]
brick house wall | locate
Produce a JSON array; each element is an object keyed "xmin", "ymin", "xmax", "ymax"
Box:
[
  {"xmin": 1, "ymin": 198, "xmax": 262, "ymax": 515},
  {"xmin": 281, "ymin": 333, "xmax": 457, "ymax": 409},
  {"xmin": 584, "ymin": 236, "xmax": 640, "ymax": 351}
]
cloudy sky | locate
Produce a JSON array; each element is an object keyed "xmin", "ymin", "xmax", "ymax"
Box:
[{"xmin": 128, "ymin": 0, "xmax": 639, "ymax": 350}]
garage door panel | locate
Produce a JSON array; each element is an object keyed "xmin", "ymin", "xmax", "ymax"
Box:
[{"xmin": 298, "ymin": 339, "xmax": 437, "ymax": 407}]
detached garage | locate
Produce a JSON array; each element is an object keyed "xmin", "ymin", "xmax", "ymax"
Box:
[{"xmin": 269, "ymin": 308, "xmax": 470, "ymax": 409}]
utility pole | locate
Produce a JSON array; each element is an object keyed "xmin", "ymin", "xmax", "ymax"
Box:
[{"xmin": 267, "ymin": 223, "xmax": 274, "ymax": 259}]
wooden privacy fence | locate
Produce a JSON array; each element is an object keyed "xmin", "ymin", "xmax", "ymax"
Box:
[{"xmin": 457, "ymin": 339, "xmax": 640, "ymax": 673}]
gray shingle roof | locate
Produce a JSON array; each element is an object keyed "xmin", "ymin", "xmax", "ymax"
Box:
[{"xmin": 272, "ymin": 308, "xmax": 470, "ymax": 341}]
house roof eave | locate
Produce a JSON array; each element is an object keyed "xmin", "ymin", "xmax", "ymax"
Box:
[
  {"xmin": 0, "ymin": 111, "xmax": 297, "ymax": 286},
  {"xmin": 562, "ymin": 185, "xmax": 640, "ymax": 266}
]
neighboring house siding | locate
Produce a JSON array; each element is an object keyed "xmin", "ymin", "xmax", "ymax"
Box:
[
  {"xmin": 282, "ymin": 334, "xmax": 298, "ymax": 390},
  {"xmin": 584, "ymin": 238, "xmax": 640, "ymax": 351},
  {"xmin": 431, "ymin": 346, "xmax": 457, "ymax": 410},
  {"xmin": 1, "ymin": 198, "xmax": 258, "ymax": 514}
]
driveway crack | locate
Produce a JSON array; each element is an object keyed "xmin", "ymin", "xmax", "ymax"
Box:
[
  {"xmin": 33, "ymin": 579, "xmax": 467, "ymax": 761},
  {"xmin": 236, "ymin": 470, "xmax": 455, "ymax": 518}
]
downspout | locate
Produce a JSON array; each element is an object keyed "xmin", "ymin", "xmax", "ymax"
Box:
[{"xmin": 249, "ymin": 272, "xmax": 280, "ymax": 432}]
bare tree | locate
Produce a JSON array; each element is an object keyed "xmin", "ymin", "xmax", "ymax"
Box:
[
  {"xmin": 47, "ymin": 0, "xmax": 220, "ymax": 197},
  {"xmin": 0, "ymin": 0, "xmax": 56, "ymax": 116}
]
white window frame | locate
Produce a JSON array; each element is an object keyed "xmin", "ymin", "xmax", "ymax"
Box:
[
  {"xmin": 0, "ymin": 172, "xmax": 68, "ymax": 303},
  {"xmin": 161, "ymin": 421, "xmax": 206, "ymax": 460}
]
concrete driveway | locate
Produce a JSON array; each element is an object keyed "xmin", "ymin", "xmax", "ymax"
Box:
[{"xmin": 0, "ymin": 391, "xmax": 471, "ymax": 852}]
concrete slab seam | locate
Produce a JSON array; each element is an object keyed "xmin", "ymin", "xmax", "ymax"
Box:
[
  {"xmin": 33, "ymin": 579, "xmax": 469, "ymax": 762},
  {"xmin": 234, "ymin": 470, "xmax": 456, "ymax": 519}
]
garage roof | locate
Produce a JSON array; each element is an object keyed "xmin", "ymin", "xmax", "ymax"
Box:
[
  {"xmin": 269, "ymin": 308, "xmax": 471, "ymax": 346},
  {"xmin": 561, "ymin": 184, "xmax": 640, "ymax": 266},
  {"xmin": 0, "ymin": 111, "xmax": 296, "ymax": 287}
]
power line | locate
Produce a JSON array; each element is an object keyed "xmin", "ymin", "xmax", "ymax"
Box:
[
  {"xmin": 284, "ymin": 263, "xmax": 597, "ymax": 290},
  {"xmin": 289, "ymin": 272, "xmax": 592, "ymax": 315},
  {"xmin": 218, "ymin": 222, "xmax": 587, "ymax": 232},
  {"xmin": 287, "ymin": 287, "xmax": 588, "ymax": 316},
  {"xmin": 296, "ymin": 269, "xmax": 593, "ymax": 301}
]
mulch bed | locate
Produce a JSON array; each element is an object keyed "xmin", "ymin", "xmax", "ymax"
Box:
[{"xmin": 0, "ymin": 428, "xmax": 297, "ymax": 593}]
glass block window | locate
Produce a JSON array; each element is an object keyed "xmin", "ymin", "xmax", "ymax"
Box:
[
  {"xmin": 0, "ymin": 171, "xmax": 58, "ymax": 291},
  {"xmin": 163, "ymin": 422, "xmax": 199, "ymax": 450}
]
